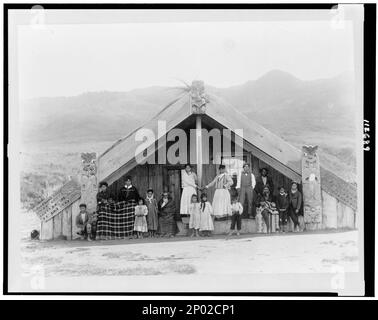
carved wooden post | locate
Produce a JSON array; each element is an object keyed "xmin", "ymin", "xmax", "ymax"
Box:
[
  {"xmin": 301, "ymin": 145, "xmax": 322, "ymax": 230},
  {"xmin": 191, "ymin": 80, "xmax": 208, "ymax": 188},
  {"xmin": 80, "ymin": 152, "xmax": 98, "ymax": 214}
]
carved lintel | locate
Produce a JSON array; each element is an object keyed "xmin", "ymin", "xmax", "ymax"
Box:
[
  {"xmin": 301, "ymin": 145, "xmax": 322, "ymax": 229},
  {"xmin": 191, "ymin": 80, "xmax": 209, "ymax": 114}
]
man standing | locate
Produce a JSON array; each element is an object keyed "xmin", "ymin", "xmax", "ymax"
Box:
[
  {"xmin": 236, "ymin": 163, "xmax": 256, "ymax": 218},
  {"xmin": 255, "ymin": 167, "xmax": 274, "ymax": 197}
]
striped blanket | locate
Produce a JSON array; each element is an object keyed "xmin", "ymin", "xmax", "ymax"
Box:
[{"xmin": 96, "ymin": 200, "xmax": 136, "ymax": 240}]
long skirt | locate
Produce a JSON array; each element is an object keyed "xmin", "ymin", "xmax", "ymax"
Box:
[
  {"xmin": 199, "ymin": 212, "xmax": 214, "ymax": 231},
  {"xmin": 180, "ymin": 186, "xmax": 197, "ymax": 215},
  {"xmin": 212, "ymin": 189, "xmax": 232, "ymax": 217},
  {"xmin": 159, "ymin": 215, "xmax": 177, "ymax": 235},
  {"xmin": 134, "ymin": 216, "xmax": 148, "ymax": 232},
  {"xmin": 146, "ymin": 203, "xmax": 158, "ymax": 231},
  {"xmin": 189, "ymin": 211, "xmax": 201, "ymax": 229}
]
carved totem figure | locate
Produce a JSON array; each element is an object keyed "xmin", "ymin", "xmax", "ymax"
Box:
[
  {"xmin": 301, "ymin": 145, "xmax": 322, "ymax": 229},
  {"xmin": 191, "ymin": 80, "xmax": 209, "ymax": 114},
  {"xmin": 80, "ymin": 152, "xmax": 98, "ymax": 214}
]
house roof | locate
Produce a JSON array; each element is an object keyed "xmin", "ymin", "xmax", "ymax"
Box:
[{"xmin": 97, "ymin": 87, "xmax": 357, "ymax": 211}]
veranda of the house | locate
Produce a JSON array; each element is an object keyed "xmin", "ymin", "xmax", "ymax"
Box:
[{"xmin": 105, "ymin": 114, "xmax": 300, "ymax": 234}]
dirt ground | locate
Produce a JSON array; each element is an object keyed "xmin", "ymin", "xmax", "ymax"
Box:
[{"xmin": 20, "ymin": 211, "xmax": 359, "ymax": 278}]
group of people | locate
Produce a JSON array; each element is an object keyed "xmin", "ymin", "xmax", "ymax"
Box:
[
  {"xmin": 179, "ymin": 163, "xmax": 303, "ymax": 236},
  {"xmin": 76, "ymin": 176, "xmax": 180, "ymax": 241},
  {"xmin": 75, "ymin": 163, "xmax": 303, "ymax": 241}
]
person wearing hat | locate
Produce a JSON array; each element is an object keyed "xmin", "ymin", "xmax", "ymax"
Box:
[
  {"xmin": 288, "ymin": 182, "xmax": 302, "ymax": 232},
  {"xmin": 96, "ymin": 181, "xmax": 111, "ymax": 206},
  {"xmin": 255, "ymin": 167, "xmax": 274, "ymax": 198},
  {"xmin": 235, "ymin": 163, "xmax": 256, "ymax": 218},
  {"xmin": 75, "ymin": 203, "xmax": 93, "ymax": 241}
]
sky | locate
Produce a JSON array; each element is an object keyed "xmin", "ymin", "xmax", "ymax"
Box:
[{"xmin": 15, "ymin": 10, "xmax": 356, "ymax": 99}]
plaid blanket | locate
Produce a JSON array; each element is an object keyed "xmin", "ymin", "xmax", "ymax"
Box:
[{"xmin": 96, "ymin": 200, "xmax": 136, "ymax": 240}]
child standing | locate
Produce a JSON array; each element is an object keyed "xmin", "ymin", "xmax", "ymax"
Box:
[
  {"xmin": 134, "ymin": 198, "xmax": 148, "ymax": 238},
  {"xmin": 188, "ymin": 194, "xmax": 201, "ymax": 237},
  {"xmin": 227, "ymin": 197, "xmax": 244, "ymax": 237},
  {"xmin": 276, "ymin": 186, "xmax": 289, "ymax": 232},
  {"xmin": 145, "ymin": 189, "xmax": 158, "ymax": 237},
  {"xmin": 199, "ymin": 193, "xmax": 214, "ymax": 236}
]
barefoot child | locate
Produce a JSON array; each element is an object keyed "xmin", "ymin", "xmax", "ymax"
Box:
[
  {"xmin": 199, "ymin": 193, "xmax": 214, "ymax": 236},
  {"xmin": 228, "ymin": 197, "xmax": 243, "ymax": 237},
  {"xmin": 145, "ymin": 189, "xmax": 158, "ymax": 237},
  {"xmin": 134, "ymin": 198, "xmax": 148, "ymax": 238},
  {"xmin": 189, "ymin": 194, "xmax": 201, "ymax": 237}
]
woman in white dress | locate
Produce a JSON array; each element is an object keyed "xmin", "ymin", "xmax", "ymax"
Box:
[
  {"xmin": 180, "ymin": 164, "xmax": 198, "ymax": 216},
  {"xmin": 204, "ymin": 165, "xmax": 233, "ymax": 218}
]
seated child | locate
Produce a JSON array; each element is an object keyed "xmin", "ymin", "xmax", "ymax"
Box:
[
  {"xmin": 189, "ymin": 194, "xmax": 201, "ymax": 237},
  {"xmin": 228, "ymin": 197, "xmax": 244, "ymax": 237},
  {"xmin": 199, "ymin": 193, "xmax": 214, "ymax": 236},
  {"xmin": 134, "ymin": 198, "xmax": 148, "ymax": 238},
  {"xmin": 276, "ymin": 186, "xmax": 289, "ymax": 232},
  {"xmin": 76, "ymin": 203, "xmax": 93, "ymax": 241}
]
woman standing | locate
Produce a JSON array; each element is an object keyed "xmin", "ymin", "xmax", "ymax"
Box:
[
  {"xmin": 289, "ymin": 182, "xmax": 303, "ymax": 232},
  {"xmin": 204, "ymin": 165, "xmax": 233, "ymax": 218},
  {"xmin": 158, "ymin": 191, "xmax": 178, "ymax": 237},
  {"xmin": 180, "ymin": 164, "xmax": 198, "ymax": 216},
  {"xmin": 118, "ymin": 175, "xmax": 140, "ymax": 238}
]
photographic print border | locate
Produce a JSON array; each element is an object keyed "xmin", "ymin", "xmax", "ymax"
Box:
[{"xmin": 3, "ymin": 2, "xmax": 375, "ymax": 297}]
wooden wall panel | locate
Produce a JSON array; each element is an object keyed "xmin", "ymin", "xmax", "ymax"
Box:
[
  {"xmin": 202, "ymin": 164, "xmax": 216, "ymax": 203},
  {"xmin": 321, "ymin": 190, "xmax": 338, "ymax": 229},
  {"xmin": 40, "ymin": 218, "xmax": 53, "ymax": 240},
  {"xmin": 337, "ymin": 201, "xmax": 356, "ymax": 229},
  {"xmin": 53, "ymin": 211, "xmax": 63, "ymax": 239},
  {"xmin": 71, "ymin": 200, "xmax": 81, "ymax": 239},
  {"xmin": 62, "ymin": 205, "xmax": 73, "ymax": 240}
]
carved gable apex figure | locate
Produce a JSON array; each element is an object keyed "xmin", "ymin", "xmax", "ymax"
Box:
[
  {"xmin": 191, "ymin": 80, "xmax": 209, "ymax": 114},
  {"xmin": 81, "ymin": 152, "xmax": 97, "ymax": 177}
]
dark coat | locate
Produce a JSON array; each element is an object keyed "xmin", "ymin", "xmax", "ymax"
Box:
[
  {"xmin": 275, "ymin": 193, "xmax": 289, "ymax": 212},
  {"xmin": 96, "ymin": 189, "xmax": 112, "ymax": 205},
  {"xmin": 157, "ymin": 197, "xmax": 178, "ymax": 235},
  {"xmin": 158, "ymin": 198, "xmax": 176, "ymax": 218},
  {"xmin": 118, "ymin": 185, "xmax": 140, "ymax": 202},
  {"xmin": 289, "ymin": 190, "xmax": 302, "ymax": 212},
  {"xmin": 255, "ymin": 175, "xmax": 274, "ymax": 196}
]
